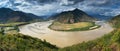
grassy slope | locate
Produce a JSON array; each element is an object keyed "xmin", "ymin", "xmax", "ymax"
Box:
[
  {"xmin": 0, "ymin": 22, "xmax": 29, "ymax": 27},
  {"xmin": 49, "ymin": 22, "xmax": 99, "ymax": 31},
  {"xmin": 0, "ymin": 33, "xmax": 58, "ymax": 51},
  {"xmin": 110, "ymin": 15, "xmax": 120, "ymax": 28},
  {"xmin": 0, "ymin": 22, "xmax": 58, "ymax": 51}
]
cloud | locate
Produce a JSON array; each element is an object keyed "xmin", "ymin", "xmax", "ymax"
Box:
[
  {"xmin": 24, "ymin": 0, "xmax": 57, "ymax": 5},
  {"xmin": 60, "ymin": 0, "xmax": 84, "ymax": 6},
  {"xmin": 101, "ymin": 8, "xmax": 120, "ymax": 16},
  {"xmin": 0, "ymin": 0, "xmax": 120, "ymax": 17}
]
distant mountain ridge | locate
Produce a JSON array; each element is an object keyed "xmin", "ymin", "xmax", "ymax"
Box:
[
  {"xmin": 110, "ymin": 15, "xmax": 120, "ymax": 28},
  {"xmin": 0, "ymin": 8, "xmax": 43, "ymax": 23},
  {"xmin": 52, "ymin": 8, "xmax": 96, "ymax": 24}
]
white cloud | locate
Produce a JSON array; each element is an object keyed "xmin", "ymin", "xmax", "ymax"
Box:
[
  {"xmin": 0, "ymin": 0, "xmax": 120, "ymax": 17},
  {"xmin": 102, "ymin": 8, "xmax": 120, "ymax": 16},
  {"xmin": 60, "ymin": 0, "xmax": 74, "ymax": 5}
]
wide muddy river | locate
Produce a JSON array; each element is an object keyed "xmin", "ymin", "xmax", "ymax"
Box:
[{"xmin": 19, "ymin": 20, "xmax": 113, "ymax": 48}]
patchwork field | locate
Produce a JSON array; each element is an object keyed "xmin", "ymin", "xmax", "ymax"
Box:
[{"xmin": 49, "ymin": 22, "xmax": 99, "ymax": 31}]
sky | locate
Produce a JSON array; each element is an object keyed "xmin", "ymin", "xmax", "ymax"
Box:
[{"xmin": 0, "ymin": 0, "xmax": 120, "ymax": 18}]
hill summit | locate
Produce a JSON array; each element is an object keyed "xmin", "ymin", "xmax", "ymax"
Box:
[
  {"xmin": 0, "ymin": 8, "xmax": 43, "ymax": 23},
  {"xmin": 55, "ymin": 8, "xmax": 96, "ymax": 24}
]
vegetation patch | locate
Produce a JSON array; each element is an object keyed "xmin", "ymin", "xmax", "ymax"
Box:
[
  {"xmin": 0, "ymin": 22, "xmax": 58, "ymax": 51},
  {"xmin": 49, "ymin": 22, "xmax": 100, "ymax": 31},
  {"xmin": 110, "ymin": 15, "xmax": 120, "ymax": 28},
  {"xmin": 0, "ymin": 22, "xmax": 29, "ymax": 27},
  {"xmin": 0, "ymin": 33, "xmax": 58, "ymax": 51},
  {"xmin": 0, "ymin": 22, "xmax": 30, "ymax": 35}
]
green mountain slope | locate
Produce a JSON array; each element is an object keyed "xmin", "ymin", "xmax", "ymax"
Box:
[
  {"xmin": 53, "ymin": 8, "xmax": 96, "ymax": 24},
  {"xmin": 49, "ymin": 8, "xmax": 98, "ymax": 31},
  {"xmin": 110, "ymin": 15, "xmax": 120, "ymax": 28},
  {"xmin": 0, "ymin": 33, "xmax": 58, "ymax": 51},
  {"xmin": 0, "ymin": 8, "xmax": 43, "ymax": 23}
]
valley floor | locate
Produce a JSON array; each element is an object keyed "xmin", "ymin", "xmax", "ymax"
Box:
[{"xmin": 19, "ymin": 20, "xmax": 113, "ymax": 48}]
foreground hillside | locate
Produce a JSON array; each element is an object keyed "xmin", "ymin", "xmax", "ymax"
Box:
[
  {"xmin": 0, "ymin": 22, "xmax": 58, "ymax": 51},
  {"xmin": 0, "ymin": 33, "xmax": 58, "ymax": 51}
]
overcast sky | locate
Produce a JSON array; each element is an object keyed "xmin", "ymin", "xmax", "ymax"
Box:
[{"xmin": 0, "ymin": 0, "xmax": 120, "ymax": 17}]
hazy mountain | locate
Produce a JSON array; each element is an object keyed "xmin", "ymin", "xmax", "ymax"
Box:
[
  {"xmin": 0, "ymin": 8, "xmax": 43, "ymax": 23},
  {"xmin": 52, "ymin": 8, "xmax": 96, "ymax": 24},
  {"xmin": 110, "ymin": 15, "xmax": 120, "ymax": 28}
]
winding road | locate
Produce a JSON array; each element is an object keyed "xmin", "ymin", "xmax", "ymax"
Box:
[{"xmin": 19, "ymin": 20, "xmax": 113, "ymax": 48}]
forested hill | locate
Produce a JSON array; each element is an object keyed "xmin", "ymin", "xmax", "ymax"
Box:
[
  {"xmin": 0, "ymin": 8, "xmax": 43, "ymax": 23},
  {"xmin": 0, "ymin": 33, "xmax": 58, "ymax": 51},
  {"xmin": 51, "ymin": 8, "xmax": 96, "ymax": 24},
  {"xmin": 110, "ymin": 15, "xmax": 120, "ymax": 28}
]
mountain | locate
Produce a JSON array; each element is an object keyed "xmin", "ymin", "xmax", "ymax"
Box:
[
  {"xmin": 52, "ymin": 8, "xmax": 96, "ymax": 24},
  {"xmin": 110, "ymin": 15, "xmax": 120, "ymax": 28},
  {"xmin": 0, "ymin": 8, "xmax": 43, "ymax": 23}
]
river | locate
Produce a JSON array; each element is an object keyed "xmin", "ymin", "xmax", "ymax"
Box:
[{"xmin": 19, "ymin": 20, "xmax": 113, "ymax": 48}]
